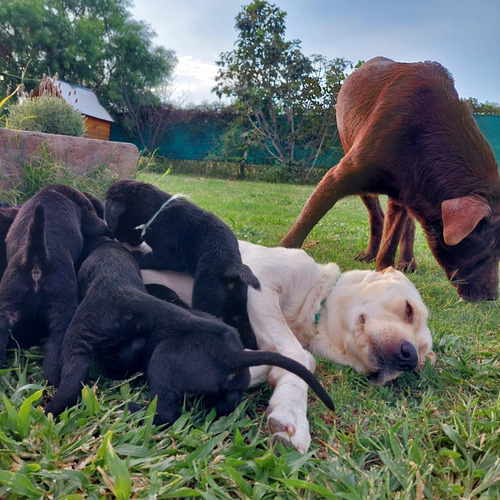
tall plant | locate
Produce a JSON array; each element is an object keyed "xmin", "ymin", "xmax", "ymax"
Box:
[
  {"xmin": 214, "ymin": 0, "xmax": 352, "ymax": 177},
  {"xmin": 0, "ymin": 84, "xmax": 22, "ymax": 127}
]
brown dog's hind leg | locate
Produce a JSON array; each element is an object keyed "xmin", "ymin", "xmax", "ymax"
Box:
[
  {"xmin": 397, "ymin": 216, "xmax": 417, "ymax": 272},
  {"xmin": 356, "ymin": 194, "xmax": 385, "ymax": 262},
  {"xmin": 375, "ymin": 199, "xmax": 409, "ymax": 271}
]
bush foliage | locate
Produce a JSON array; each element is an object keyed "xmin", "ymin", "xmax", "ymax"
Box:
[
  {"xmin": 7, "ymin": 95, "xmax": 86, "ymax": 137},
  {"xmin": 139, "ymin": 156, "xmax": 330, "ymax": 185}
]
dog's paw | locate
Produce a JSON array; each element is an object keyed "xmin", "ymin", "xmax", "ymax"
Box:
[
  {"xmin": 355, "ymin": 251, "xmax": 376, "ymax": 262},
  {"xmin": 44, "ymin": 366, "xmax": 61, "ymax": 388},
  {"xmin": 397, "ymin": 258, "xmax": 418, "ymax": 273},
  {"xmin": 267, "ymin": 401, "xmax": 311, "ymax": 454},
  {"xmin": 418, "ymin": 350, "xmax": 436, "ymax": 368}
]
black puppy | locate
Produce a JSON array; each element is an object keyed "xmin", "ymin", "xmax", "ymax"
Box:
[
  {"xmin": 0, "ymin": 191, "xmax": 102, "ymax": 280},
  {"xmin": 44, "ymin": 237, "xmax": 154, "ymax": 416},
  {"xmin": 45, "ymin": 237, "xmax": 334, "ymax": 423},
  {"xmin": 105, "ymin": 180, "xmax": 260, "ymax": 349},
  {"xmin": 125, "ymin": 314, "xmax": 335, "ymax": 426},
  {"xmin": 0, "ymin": 185, "xmax": 110, "ymax": 385},
  {"xmin": 0, "ymin": 204, "xmax": 19, "ymax": 279},
  {"xmin": 83, "ymin": 191, "xmax": 105, "ymax": 219}
]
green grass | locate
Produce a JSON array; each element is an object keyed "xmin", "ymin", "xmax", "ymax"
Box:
[
  {"xmin": 1, "ymin": 172, "xmax": 499, "ymax": 499},
  {"xmin": 0, "ymin": 148, "xmax": 118, "ymax": 205}
]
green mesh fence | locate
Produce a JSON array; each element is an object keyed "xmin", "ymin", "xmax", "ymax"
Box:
[
  {"xmin": 111, "ymin": 114, "xmax": 500, "ymax": 169},
  {"xmin": 474, "ymin": 115, "xmax": 500, "ymax": 165}
]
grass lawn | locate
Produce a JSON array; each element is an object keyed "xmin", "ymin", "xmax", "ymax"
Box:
[{"xmin": 0, "ymin": 172, "xmax": 499, "ymax": 499}]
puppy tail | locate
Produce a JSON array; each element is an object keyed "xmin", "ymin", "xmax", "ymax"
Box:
[
  {"xmin": 225, "ymin": 263, "xmax": 261, "ymax": 290},
  {"xmin": 26, "ymin": 204, "xmax": 48, "ymax": 262},
  {"xmin": 25, "ymin": 204, "xmax": 49, "ymax": 289},
  {"xmin": 231, "ymin": 351, "xmax": 335, "ymax": 411}
]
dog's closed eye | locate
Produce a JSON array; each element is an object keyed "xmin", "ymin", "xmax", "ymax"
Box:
[
  {"xmin": 405, "ymin": 301, "xmax": 413, "ymax": 322},
  {"xmin": 356, "ymin": 314, "xmax": 366, "ymax": 330}
]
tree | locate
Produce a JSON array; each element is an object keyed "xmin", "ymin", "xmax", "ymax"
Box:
[
  {"xmin": 213, "ymin": 0, "xmax": 352, "ymax": 177},
  {"xmin": 463, "ymin": 97, "xmax": 500, "ymax": 115},
  {"xmin": 0, "ymin": 0, "xmax": 176, "ymax": 128}
]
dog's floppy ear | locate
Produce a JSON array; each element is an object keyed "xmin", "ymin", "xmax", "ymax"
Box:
[
  {"xmin": 441, "ymin": 196, "xmax": 491, "ymax": 246},
  {"xmin": 104, "ymin": 199, "xmax": 126, "ymax": 230},
  {"xmin": 224, "ymin": 263, "xmax": 261, "ymax": 290}
]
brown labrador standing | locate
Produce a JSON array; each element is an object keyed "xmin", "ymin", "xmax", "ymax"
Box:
[{"xmin": 280, "ymin": 57, "xmax": 500, "ymax": 302}]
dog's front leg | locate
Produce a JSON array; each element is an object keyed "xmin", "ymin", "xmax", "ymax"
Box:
[
  {"xmin": 44, "ymin": 298, "xmax": 78, "ymax": 386},
  {"xmin": 267, "ymin": 367, "xmax": 314, "ymax": 454},
  {"xmin": 44, "ymin": 350, "xmax": 92, "ymax": 417},
  {"xmin": 0, "ymin": 312, "xmax": 17, "ymax": 368},
  {"xmin": 248, "ymin": 365, "xmax": 271, "ymax": 386},
  {"xmin": 248, "ymin": 291, "xmax": 316, "ymax": 454}
]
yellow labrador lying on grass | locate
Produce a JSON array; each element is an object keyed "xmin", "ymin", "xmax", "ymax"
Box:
[{"xmin": 142, "ymin": 241, "xmax": 435, "ymax": 454}]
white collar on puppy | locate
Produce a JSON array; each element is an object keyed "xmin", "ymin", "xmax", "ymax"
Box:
[{"xmin": 135, "ymin": 193, "xmax": 189, "ymax": 237}]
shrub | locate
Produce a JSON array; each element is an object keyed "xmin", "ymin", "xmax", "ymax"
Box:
[{"xmin": 7, "ymin": 95, "xmax": 86, "ymax": 137}]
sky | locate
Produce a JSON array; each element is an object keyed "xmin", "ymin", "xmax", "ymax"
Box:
[{"xmin": 130, "ymin": 0, "xmax": 500, "ymax": 106}]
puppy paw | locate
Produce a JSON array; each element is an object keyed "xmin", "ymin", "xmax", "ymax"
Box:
[
  {"xmin": 427, "ymin": 350, "xmax": 436, "ymax": 365},
  {"xmin": 418, "ymin": 350, "xmax": 436, "ymax": 368},
  {"xmin": 44, "ymin": 367, "xmax": 61, "ymax": 388}
]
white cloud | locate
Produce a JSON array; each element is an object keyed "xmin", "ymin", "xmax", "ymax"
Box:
[
  {"xmin": 132, "ymin": 0, "xmax": 500, "ymax": 104},
  {"xmin": 176, "ymin": 56, "xmax": 217, "ymax": 85},
  {"xmin": 170, "ymin": 55, "xmax": 220, "ymax": 104}
]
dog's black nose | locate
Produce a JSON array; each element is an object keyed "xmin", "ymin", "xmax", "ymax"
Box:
[{"xmin": 395, "ymin": 341, "xmax": 418, "ymax": 371}]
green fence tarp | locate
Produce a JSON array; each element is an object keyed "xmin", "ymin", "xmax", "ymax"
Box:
[
  {"xmin": 111, "ymin": 114, "xmax": 500, "ymax": 169},
  {"xmin": 474, "ymin": 115, "xmax": 500, "ymax": 164}
]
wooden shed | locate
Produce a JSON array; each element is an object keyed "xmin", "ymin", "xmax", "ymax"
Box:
[{"xmin": 58, "ymin": 81, "xmax": 114, "ymax": 141}]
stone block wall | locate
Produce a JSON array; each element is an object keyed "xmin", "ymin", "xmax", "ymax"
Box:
[{"xmin": 0, "ymin": 128, "xmax": 138, "ymax": 192}]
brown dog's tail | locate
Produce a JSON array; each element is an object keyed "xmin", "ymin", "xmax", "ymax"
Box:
[
  {"xmin": 230, "ymin": 351, "xmax": 335, "ymax": 411},
  {"xmin": 224, "ymin": 262, "xmax": 261, "ymax": 290},
  {"xmin": 25, "ymin": 204, "xmax": 49, "ymax": 289}
]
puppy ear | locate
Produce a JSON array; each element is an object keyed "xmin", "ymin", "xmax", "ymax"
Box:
[
  {"xmin": 380, "ymin": 266, "xmax": 396, "ymax": 274},
  {"xmin": 83, "ymin": 192, "xmax": 105, "ymax": 219},
  {"xmin": 81, "ymin": 212, "xmax": 113, "ymax": 239},
  {"xmin": 104, "ymin": 200, "xmax": 126, "ymax": 230},
  {"xmin": 441, "ymin": 196, "xmax": 491, "ymax": 246},
  {"xmin": 224, "ymin": 263, "xmax": 261, "ymax": 290}
]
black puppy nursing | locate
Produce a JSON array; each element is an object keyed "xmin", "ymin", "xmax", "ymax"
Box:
[
  {"xmin": 104, "ymin": 179, "xmax": 261, "ymax": 349},
  {"xmin": 45, "ymin": 235, "xmax": 334, "ymax": 422},
  {"xmin": 0, "ymin": 185, "xmax": 110, "ymax": 385},
  {"xmin": 0, "ymin": 182, "xmax": 334, "ymax": 432}
]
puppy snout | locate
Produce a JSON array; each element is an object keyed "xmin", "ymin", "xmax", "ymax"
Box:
[{"xmin": 395, "ymin": 341, "xmax": 418, "ymax": 371}]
